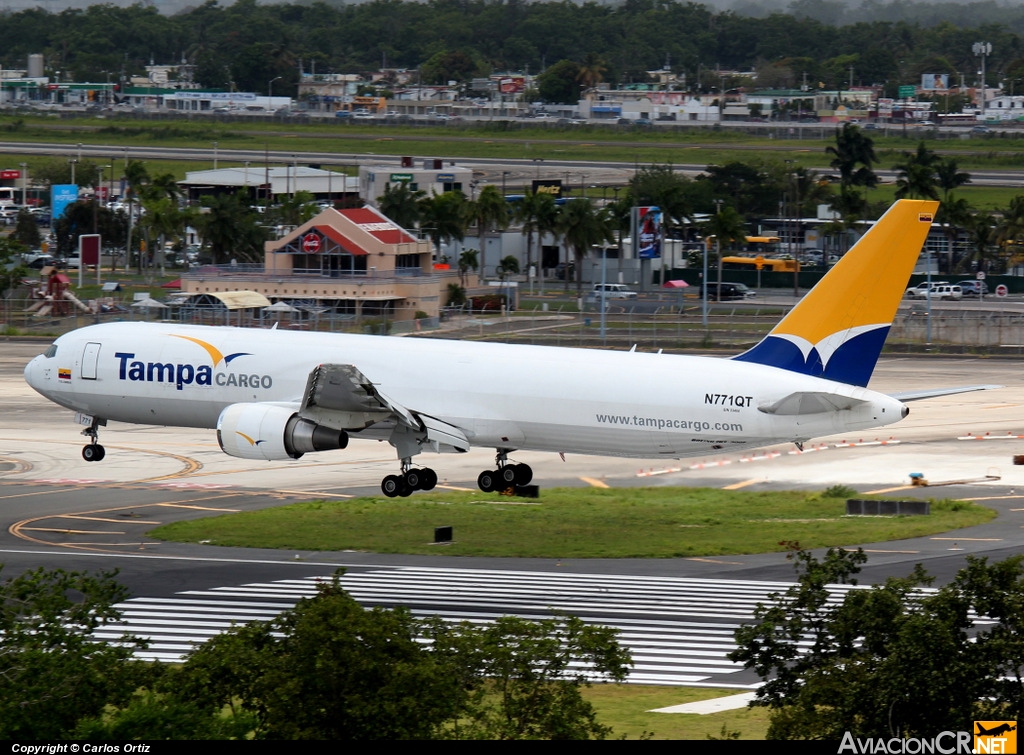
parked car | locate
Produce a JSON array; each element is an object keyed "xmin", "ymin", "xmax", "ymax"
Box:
[
  {"xmin": 592, "ymin": 283, "xmax": 638, "ymax": 299},
  {"xmin": 909, "ymin": 284, "xmax": 962, "ymax": 301},
  {"xmin": 701, "ymin": 282, "xmax": 756, "ymax": 301},
  {"xmin": 905, "ymin": 281, "xmax": 949, "ymax": 299},
  {"xmin": 970, "ymin": 125, "xmax": 993, "ymax": 134},
  {"xmin": 958, "ymin": 280, "xmax": 989, "ymax": 297}
]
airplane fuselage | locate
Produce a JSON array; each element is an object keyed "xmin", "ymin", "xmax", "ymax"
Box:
[{"xmin": 24, "ymin": 322, "xmax": 906, "ymax": 460}]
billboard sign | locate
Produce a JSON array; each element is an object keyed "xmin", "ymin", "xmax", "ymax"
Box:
[
  {"xmin": 51, "ymin": 184, "xmax": 78, "ymax": 220},
  {"xmin": 921, "ymin": 74, "xmax": 949, "ymax": 91},
  {"xmin": 531, "ymin": 179, "xmax": 562, "ymax": 198},
  {"xmin": 635, "ymin": 206, "xmax": 662, "ymax": 259},
  {"xmin": 0, "ymin": 169, "xmax": 21, "ymax": 180}
]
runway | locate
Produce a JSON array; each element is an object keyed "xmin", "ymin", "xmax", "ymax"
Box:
[{"xmin": 4, "ymin": 338, "xmax": 1024, "ymax": 687}]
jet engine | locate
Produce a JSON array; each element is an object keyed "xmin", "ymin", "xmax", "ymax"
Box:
[{"xmin": 217, "ymin": 403, "xmax": 348, "ymax": 461}]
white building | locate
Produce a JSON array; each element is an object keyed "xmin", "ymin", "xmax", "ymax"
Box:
[{"xmin": 360, "ymin": 159, "xmax": 474, "ymax": 207}]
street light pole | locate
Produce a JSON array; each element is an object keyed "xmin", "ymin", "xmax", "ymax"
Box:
[
  {"xmin": 19, "ymin": 163, "xmax": 27, "ymax": 208},
  {"xmin": 268, "ymin": 76, "xmax": 282, "ymax": 100}
]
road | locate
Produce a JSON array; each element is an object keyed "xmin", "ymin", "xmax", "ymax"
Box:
[{"xmin": 4, "ymin": 339, "xmax": 1024, "ymax": 686}]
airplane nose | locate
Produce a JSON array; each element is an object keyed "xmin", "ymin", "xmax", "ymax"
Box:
[{"xmin": 24, "ymin": 356, "xmax": 44, "ymax": 393}]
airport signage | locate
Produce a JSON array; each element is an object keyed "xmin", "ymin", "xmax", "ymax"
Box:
[
  {"xmin": 390, "ymin": 173, "xmax": 414, "ymax": 182},
  {"xmin": 437, "ymin": 173, "xmax": 455, "ymax": 182},
  {"xmin": 0, "ymin": 169, "xmax": 21, "ymax": 180}
]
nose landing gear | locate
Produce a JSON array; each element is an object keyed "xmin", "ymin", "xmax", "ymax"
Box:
[{"xmin": 81, "ymin": 419, "xmax": 106, "ymax": 462}]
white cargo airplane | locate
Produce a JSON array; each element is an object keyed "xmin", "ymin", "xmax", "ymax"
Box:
[{"xmin": 24, "ymin": 199, "xmax": 989, "ymax": 496}]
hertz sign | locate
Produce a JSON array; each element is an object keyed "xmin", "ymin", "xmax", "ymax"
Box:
[{"xmin": 531, "ymin": 179, "xmax": 562, "ymax": 198}]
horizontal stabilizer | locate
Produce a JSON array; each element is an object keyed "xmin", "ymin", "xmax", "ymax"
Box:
[
  {"xmin": 890, "ymin": 384, "xmax": 1002, "ymax": 402},
  {"xmin": 759, "ymin": 391, "xmax": 867, "ymax": 415}
]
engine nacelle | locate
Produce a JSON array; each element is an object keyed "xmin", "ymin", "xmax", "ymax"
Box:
[{"xmin": 217, "ymin": 403, "xmax": 348, "ymax": 461}]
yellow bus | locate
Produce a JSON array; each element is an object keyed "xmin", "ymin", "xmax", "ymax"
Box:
[
  {"xmin": 744, "ymin": 235, "xmax": 782, "ymax": 256},
  {"xmin": 722, "ymin": 255, "xmax": 800, "ymax": 273}
]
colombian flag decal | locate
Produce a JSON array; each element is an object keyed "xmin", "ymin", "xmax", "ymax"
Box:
[{"xmin": 58, "ymin": 368, "xmax": 71, "ymax": 381}]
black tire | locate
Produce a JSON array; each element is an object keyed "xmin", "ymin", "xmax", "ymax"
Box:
[
  {"xmin": 93, "ymin": 445, "xmax": 106, "ymax": 462},
  {"xmin": 478, "ymin": 470, "xmax": 497, "ymax": 492},
  {"xmin": 514, "ymin": 463, "xmax": 533, "ymax": 486},
  {"xmin": 404, "ymin": 469, "xmax": 422, "ymax": 490},
  {"xmin": 420, "ymin": 468, "xmax": 438, "ymax": 491},
  {"xmin": 381, "ymin": 475, "xmax": 402, "ymax": 497},
  {"xmin": 398, "ymin": 482, "xmax": 413, "ymax": 497},
  {"xmin": 500, "ymin": 466, "xmax": 517, "ymax": 485},
  {"xmin": 82, "ymin": 444, "xmax": 100, "ymax": 462}
]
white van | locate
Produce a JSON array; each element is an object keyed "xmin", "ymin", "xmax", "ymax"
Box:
[{"xmin": 593, "ymin": 283, "xmax": 638, "ymax": 299}]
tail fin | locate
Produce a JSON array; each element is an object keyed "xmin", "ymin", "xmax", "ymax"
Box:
[{"xmin": 734, "ymin": 199, "xmax": 938, "ymax": 387}]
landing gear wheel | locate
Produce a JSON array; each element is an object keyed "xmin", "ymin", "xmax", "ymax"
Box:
[
  {"xmin": 404, "ymin": 469, "xmax": 423, "ymax": 490},
  {"xmin": 398, "ymin": 482, "xmax": 413, "ymax": 497},
  {"xmin": 82, "ymin": 444, "xmax": 105, "ymax": 462},
  {"xmin": 513, "ymin": 463, "xmax": 533, "ymax": 486},
  {"xmin": 382, "ymin": 475, "xmax": 403, "ymax": 498},
  {"xmin": 420, "ymin": 468, "xmax": 438, "ymax": 491},
  {"xmin": 500, "ymin": 466, "xmax": 517, "ymax": 485},
  {"xmin": 478, "ymin": 469, "xmax": 497, "ymax": 493}
]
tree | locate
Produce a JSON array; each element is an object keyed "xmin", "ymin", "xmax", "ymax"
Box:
[
  {"xmin": 426, "ymin": 614, "xmax": 631, "ymax": 740},
  {"xmin": 458, "ymin": 248, "xmax": 478, "ymax": 287},
  {"xmin": 537, "ymin": 59, "xmax": 582, "ymax": 104},
  {"xmin": 468, "ymin": 184, "xmax": 509, "ymax": 277},
  {"xmin": 893, "ymin": 142, "xmax": 941, "ymax": 200},
  {"xmin": 170, "ymin": 575, "xmax": 630, "ymax": 740},
  {"xmin": 702, "ymin": 205, "xmax": 747, "ymax": 288},
  {"xmin": 0, "ymin": 567, "xmax": 151, "ymax": 739},
  {"xmin": 196, "ymin": 193, "xmax": 268, "ymax": 264},
  {"xmin": 0, "ymin": 237, "xmax": 28, "ymax": 298},
  {"xmin": 418, "ymin": 191, "xmax": 467, "ymax": 259},
  {"xmin": 13, "ymin": 208, "xmax": 41, "ymax": 248},
  {"xmin": 515, "ymin": 190, "xmax": 559, "ymax": 282},
  {"xmin": 557, "ymin": 198, "xmax": 614, "ymax": 297},
  {"xmin": 378, "ymin": 181, "xmax": 424, "ymax": 230},
  {"xmin": 826, "ymin": 123, "xmax": 878, "ymax": 199},
  {"xmin": 729, "ymin": 547, "xmax": 1024, "ymax": 740}
]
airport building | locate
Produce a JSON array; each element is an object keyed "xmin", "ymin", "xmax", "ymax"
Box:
[{"xmin": 181, "ymin": 206, "xmax": 458, "ymax": 322}]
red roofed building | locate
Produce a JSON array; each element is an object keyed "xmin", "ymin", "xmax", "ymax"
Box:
[{"xmin": 182, "ymin": 206, "xmax": 463, "ymax": 322}]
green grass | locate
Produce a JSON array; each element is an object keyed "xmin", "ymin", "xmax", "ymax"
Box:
[
  {"xmin": 582, "ymin": 685, "xmax": 769, "ymax": 740},
  {"xmin": 147, "ymin": 486, "xmax": 994, "ymax": 558},
  {"xmin": 5, "ymin": 113, "xmax": 1024, "ymax": 180}
]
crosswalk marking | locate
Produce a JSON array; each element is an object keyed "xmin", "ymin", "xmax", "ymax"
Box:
[{"xmin": 99, "ymin": 566, "xmax": 854, "ymax": 687}]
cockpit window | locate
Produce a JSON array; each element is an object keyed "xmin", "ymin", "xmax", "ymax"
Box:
[{"xmin": 44, "ymin": 344, "xmax": 57, "ymax": 358}]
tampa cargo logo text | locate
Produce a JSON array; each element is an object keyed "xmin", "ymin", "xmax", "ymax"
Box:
[{"xmin": 114, "ymin": 335, "xmax": 272, "ymax": 391}]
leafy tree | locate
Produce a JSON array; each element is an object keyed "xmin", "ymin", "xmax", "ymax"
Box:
[
  {"xmin": 0, "ymin": 567, "xmax": 151, "ymax": 739},
  {"xmin": 893, "ymin": 142, "xmax": 941, "ymax": 200},
  {"xmin": 268, "ymin": 190, "xmax": 319, "ymax": 229},
  {"xmin": 378, "ymin": 181, "xmax": 424, "ymax": 230},
  {"xmin": 826, "ymin": 123, "xmax": 878, "ymax": 198},
  {"xmin": 702, "ymin": 205, "xmax": 747, "ymax": 288},
  {"xmin": 515, "ymin": 190, "xmax": 559, "ymax": 280},
  {"xmin": 177, "ymin": 578, "xmax": 465, "ymax": 739},
  {"xmin": 418, "ymin": 191, "xmax": 467, "ymax": 258},
  {"xmin": 426, "ymin": 614, "xmax": 631, "ymax": 740},
  {"xmin": 0, "ymin": 237, "xmax": 28, "ymax": 298},
  {"xmin": 458, "ymin": 248, "xmax": 479, "ymax": 287},
  {"xmin": 557, "ymin": 198, "xmax": 614, "ymax": 296},
  {"xmin": 468, "ymin": 184, "xmax": 509, "ymax": 276},
  {"xmin": 13, "ymin": 208, "xmax": 41, "ymax": 248},
  {"xmin": 537, "ymin": 59, "xmax": 582, "ymax": 104},
  {"xmin": 496, "ymin": 254, "xmax": 520, "ymax": 278},
  {"xmin": 196, "ymin": 193, "xmax": 268, "ymax": 264},
  {"xmin": 730, "ymin": 547, "xmax": 1024, "ymax": 740},
  {"xmin": 170, "ymin": 575, "xmax": 630, "ymax": 740}
]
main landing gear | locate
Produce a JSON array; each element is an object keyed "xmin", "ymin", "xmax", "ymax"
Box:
[
  {"xmin": 477, "ymin": 451, "xmax": 532, "ymax": 493},
  {"xmin": 381, "ymin": 458, "xmax": 438, "ymax": 498},
  {"xmin": 81, "ymin": 419, "xmax": 106, "ymax": 462}
]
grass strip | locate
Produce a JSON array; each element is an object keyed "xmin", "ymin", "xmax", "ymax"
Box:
[{"xmin": 148, "ymin": 486, "xmax": 993, "ymax": 558}]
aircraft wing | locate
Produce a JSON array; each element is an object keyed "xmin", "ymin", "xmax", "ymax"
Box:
[
  {"xmin": 299, "ymin": 363, "xmax": 470, "ymax": 452},
  {"xmin": 889, "ymin": 384, "xmax": 1002, "ymax": 402}
]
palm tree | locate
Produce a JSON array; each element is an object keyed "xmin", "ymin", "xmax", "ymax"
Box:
[
  {"xmin": 556, "ymin": 198, "xmax": 614, "ymax": 297},
  {"xmin": 377, "ymin": 182, "xmax": 424, "ymax": 230},
  {"xmin": 826, "ymin": 123, "xmax": 878, "ymax": 195},
  {"xmin": 418, "ymin": 191, "xmax": 467, "ymax": 260},
  {"xmin": 458, "ymin": 249, "xmax": 478, "ymax": 287},
  {"xmin": 935, "ymin": 158, "xmax": 971, "ymax": 201},
  {"xmin": 123, "ymin": 160, "xmax": 150, "ymax": 273},
  {"xmin": 702, "ymin": 205, "xmax": 747, "ymax": 289},
  {"xmin": 576, "ymin": 53, "xmax": 606, "ymax": 92},
  {"xmin": 893, "ymin": 142, "xmax": 941, "ymax": 200},
  {"xmin": 197, "ymin": 193, "xmax": 267, "ymax": 264},
  {"xmin": 467, "ymin": 185, "xmax": 508, "ymax": 278},
  {"xmin": 515, "ymin": 190, "xmax": 559, "ymax": 283},
  {"xmin": 936, "ymin": 195, "xmax": 973, "ymax": 273}
]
